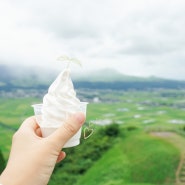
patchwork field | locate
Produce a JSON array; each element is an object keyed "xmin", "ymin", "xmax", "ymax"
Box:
[{"xmin": 0, "ymin": 89, "xmax": 185, "ymax": 185}]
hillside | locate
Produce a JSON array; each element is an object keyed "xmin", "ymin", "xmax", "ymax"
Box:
[
  {"xmin": 72, "ymin": 68, "xmax": 164, "ymax": 82},
  {"xmin": 1, "ymin": 64, "xmax": 185, "ymax": 93},
  {"xmin": 0, "ymin": 64, "xmax": 55, "ymax": 87},
  {"xmin": 1, "ymin": 90, "xmax": 185, "ymax": 185},
  {"xmin": 49, "ymin": 130, "xmax": 179, "ymax": 185},
  {"xmin": 0, "ymin": 65, "xmax": 156, "ymax": 84}
]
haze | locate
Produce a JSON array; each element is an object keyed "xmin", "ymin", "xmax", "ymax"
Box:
[{"xmin": 0, "ymin": 0, "xmax": 185, "ymax": 80}]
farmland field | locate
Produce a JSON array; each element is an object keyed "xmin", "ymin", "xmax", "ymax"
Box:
[{"xmin": 0, "ymin": 89, "xmax": 185, "ymax": 185}]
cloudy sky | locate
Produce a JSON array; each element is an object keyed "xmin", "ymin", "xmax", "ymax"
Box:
[{"xmin": 0, "ymin": 0, "xmax": 185, "ymax": 80}]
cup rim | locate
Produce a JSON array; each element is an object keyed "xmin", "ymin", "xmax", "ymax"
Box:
[{"xmin": 31, "ymin": 102, "xmax": 88, "ymax": 108}]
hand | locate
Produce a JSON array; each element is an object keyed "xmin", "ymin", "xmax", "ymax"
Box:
[{"xmin": 0, "ymin": 112, "xmax": 85, "ymax": 185}]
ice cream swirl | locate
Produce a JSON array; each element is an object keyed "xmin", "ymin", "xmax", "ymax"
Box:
[{"xmin": 41, "ymin": 67, "xmax": 80, "ymax": 127}]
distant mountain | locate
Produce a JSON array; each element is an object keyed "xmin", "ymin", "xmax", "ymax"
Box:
[
  {"xmin": 72, "ymin": 68, "xmax": 185, "ymax": 90},
  {"xmin": 0, "ymin": 65, "xmax": 13, "ymax": 81},
  {"xmin": 1, "ymin": 64, "xmax": 185, "ymax": 91},
  {"xmin": 0, "ymin": 64, "xmax": 56, "ymax": 88},
  {"xmin": 72, "ymin": 68, "xmax": 124, "ymax": 82},
  {"xmin": 72, "ymin": 68, "xmax": 164, "ymax": 82}
]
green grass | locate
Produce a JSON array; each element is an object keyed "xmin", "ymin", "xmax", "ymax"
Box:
[
  {"xmin": 0, "ymin": 97, "xmax": 39, "ymax": 159},
  {"xmin": 0, "ymin": 97, "xmax": 39, "ymax": 127},
  {"xmin": 0, "ymin": 149, "xmax": 5, "ymax": 173},
  {"xmin": 125, "ymin": 133, "xmax": 179, "ymax": 184},
  {"xmin": 74, "ymin": 131, "xmax": 179, "ymax": 185},
  {"xmin": 0, "ymin": 129, "xmax": 13, "ymax": 160},
  {"xmin": 74, "ymin": 139, "xmax": 130, "ymax": 185},
  {"xmin": 1, "ymin": 90, "xmax": 185, "ymax": 185}
]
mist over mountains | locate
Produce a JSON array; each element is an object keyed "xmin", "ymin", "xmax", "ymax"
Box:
[{"xmin": 1, "ymin": 64, "xmax": 185, "ymax": 92}]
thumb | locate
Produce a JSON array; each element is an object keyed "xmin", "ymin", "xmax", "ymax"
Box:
[{"xmin": 47, "ymin": 112, "xmax": 85, "ymax": 149}]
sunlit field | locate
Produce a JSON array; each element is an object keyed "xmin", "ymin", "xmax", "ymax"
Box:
[{"xmin": 1, "ymin": 89, "xmax": 185, "ymax": 185}]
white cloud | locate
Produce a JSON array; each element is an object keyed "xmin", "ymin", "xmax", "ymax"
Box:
[{"xmin": 0, "ymin": 0, "xmax": 185, "ymax": 79}]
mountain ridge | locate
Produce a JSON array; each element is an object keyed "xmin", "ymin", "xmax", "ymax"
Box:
[
  {"xmin": 1, "ymin": 64, "xmax": 185, "ymax": 91},
  {"xmin": 72, "ymin": 68, "xmax": 166, "ymax": 82},
  {"xmin": 0, "ymin": 64, "xmax": 183, "ymax": 84}
]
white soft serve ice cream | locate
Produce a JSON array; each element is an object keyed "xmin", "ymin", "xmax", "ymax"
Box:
[{"xmin": 41, "ymin": 66, "xmax": 81, "ymax": 127}]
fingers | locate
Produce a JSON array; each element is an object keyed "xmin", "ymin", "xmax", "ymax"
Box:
[
  {"xmin": 35, "ymin": 127, "xmax": 42, "ymax": 137},
  {"xmin": 56, "ymin": 151, "xmax": 66, "ymax": 163},
  {"xmin": 14, "ymin": 117, "xmax": 39, "ymax": 139},
  {"xmin": 12, "ymin": 116, "xmax": 41, "ymax": 144},
  {"xmin": 18, "ymin": 113, "xmax": 85, "ymax": 151},
  {"xmin": 47, "ymin": 112, "xmax": 85, "ymax": 149},
  {"xmin": 20, "ymin": 116, "xmax": 39, "ymax": 131}
]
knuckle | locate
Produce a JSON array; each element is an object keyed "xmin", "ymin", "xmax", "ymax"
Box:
[
  {"xmin": 12, "ymin": 128, "xmax": 26, "ymax": 142},
  {"xmin": 63, "ymin": 123, "xmax": 76, "ymax": 136}
]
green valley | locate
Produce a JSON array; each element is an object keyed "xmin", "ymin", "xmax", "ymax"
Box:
[{"xmin": 0, "ymin": 89, "xmax": 185, "ymax": 185}]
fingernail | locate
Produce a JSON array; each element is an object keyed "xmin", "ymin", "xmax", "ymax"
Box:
[{"xmin": 74, "ymin": 112, "xmax": 85, "ymax": 125}]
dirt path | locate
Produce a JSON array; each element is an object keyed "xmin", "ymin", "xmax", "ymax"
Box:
[{"xmin": 150, "ymin": 132, "xmax": 185, "ymax": 185}]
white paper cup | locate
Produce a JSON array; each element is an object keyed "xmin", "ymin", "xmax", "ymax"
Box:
[{"xmin": 32, "ymin": 102, "xmax": 88, "ymax": 148}]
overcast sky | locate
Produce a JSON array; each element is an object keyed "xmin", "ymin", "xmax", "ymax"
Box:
[{"xmin": 0, "ymin": 0, "xmax": 185, "ymax": 80}]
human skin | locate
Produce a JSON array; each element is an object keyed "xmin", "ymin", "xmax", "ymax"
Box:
[{"xmin": 0, "ymin": 112, "xmax": 85, "ymax": 185}]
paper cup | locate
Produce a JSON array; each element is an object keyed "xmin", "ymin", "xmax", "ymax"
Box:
[{"xmin": 32, "ymin": 102, "xmax": 88, "ymax": 148}]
